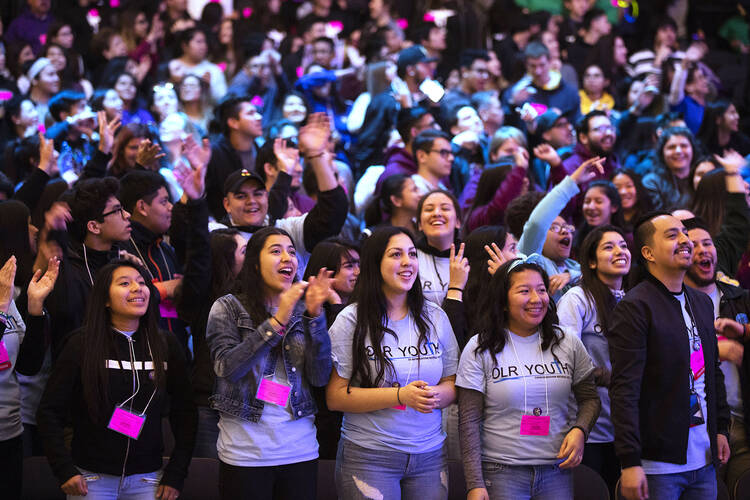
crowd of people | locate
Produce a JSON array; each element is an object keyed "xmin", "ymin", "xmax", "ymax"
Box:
[{"xmin": 1, "ymin": 0, "xmax": 750, "ymax": 499}]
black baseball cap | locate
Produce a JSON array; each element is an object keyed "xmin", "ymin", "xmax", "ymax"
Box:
[
  {"xmin": 397, "ymin": 45, "xmax": 437, "ymax": 73},
  {"xmin": 535, "ymin": 109, "xmax": 565, "ymax": 135},
  {"xmin": 223, "ymin": 169, "xmax": 265, "ymax": 195}
]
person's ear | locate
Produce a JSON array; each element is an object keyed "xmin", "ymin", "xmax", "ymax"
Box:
[
  {"xmin": 416, "ymin": 149, "xmax": 427, "ymax": 163},
  {"xmin": 264, "ymin": 162, "xmax": 276, "ymax": 177},
  {"xmin": 87, "ymin": 219, "xmax": 101, "ymax": 235},
  {"xmin": 135, "ymin": 199, "xmax": 149, "ymax": 218},
  {"xmin": 222, "ymin": 196, "xmax": 231, "ymax": 213},
  {"xmin": 390, "ymin": 194, "xmax": 403, "ymax": 208},
  {"xmin": 227, "ymin": 117, "xmax": 239, "ymax": 132},
  {"xmin": 641, "ymin": 245, "xmax": 654, "ymax": 263}
]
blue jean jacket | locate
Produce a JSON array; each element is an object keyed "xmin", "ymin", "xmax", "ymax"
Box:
[{"xmin": 206, "ymin": 294, "xmax": 332, "ymax": 423}]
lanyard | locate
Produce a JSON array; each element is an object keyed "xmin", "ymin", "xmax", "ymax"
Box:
[
  {"xmin": 682, "ymin": 294, "xmax": 702, "ymax": 391},
  {"xmin": 116, "ymin": 331, "xmax": 158, "ymax": 416},
  {"xmin": 507, "ymin": 331, "xmax": 549, "ymax": 416}
]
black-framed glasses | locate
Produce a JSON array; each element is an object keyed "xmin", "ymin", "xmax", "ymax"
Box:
[
  {"xmin": 430, "ymin": 149, "xmax": 453, "ymax": 159},
  {"xmin": 99, "ymin": 205, "xmax": 126, "ymax": 220}
]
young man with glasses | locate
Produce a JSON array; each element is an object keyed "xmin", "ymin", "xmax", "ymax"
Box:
[
  {"xmin": 412, "ymin": 130, "xmax": 454, "ymax": 195},
  {"xmin": 551, "ymin": 110, "xmax": 620, "ymax": 221},
  {"xmin": 45, "ymin": 177, "xmax": 132, "ymax": 359}
]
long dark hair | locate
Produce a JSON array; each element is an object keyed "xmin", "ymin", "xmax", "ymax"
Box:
[
  {"xmin": 303, "ymin": 239, "xmax": 360, "ymax": 281},
  {"xmin": 234, "ymin": 226, "xmax": 295, "ymax": 326},
  {"xmin": 81, "ymin": 260, "xmax": 167, "ymax": 423},
  {"xmin": 579, "ymin": 225, "xmax": 629, "ymax": 331},
  {"xmin": 463, "ymin": 225, "xmax": 509, "ymax": 324},
  {"xmin": 692, "ymin": 168, "xmax": 727, "ymax": 235},
  {"xmin": 349, "ymin": 226, "xmax": 432, "ymax": 389},
  {"xmin": 464, "ymin": 160, "xmax": 516, "ymax": 235},
  {"xmin": 697, "ymin": 99, "xmax": 732, "ymax": 154},
  {"xmin": 209, "ymin": 228, "xmax": 242, "ymax": 302},
  {"xmin": 0, "ymin": 200, "xmax": 34, "ymax": 286},
  {"xmin": 364, "ymin": 174, "xmax": 410, "ymax": 227},
  {"xmin": 610, "ymin": 168, "xmax": 652, "ymax": 229},
  {"xmin": 474, "ymin": 260, "xmax": 562, "ymax": 363}
]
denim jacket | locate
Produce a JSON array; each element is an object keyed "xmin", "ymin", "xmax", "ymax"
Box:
[{"xmin": 206, "ymin": 294, "xmax": 332, "ymax": 423}]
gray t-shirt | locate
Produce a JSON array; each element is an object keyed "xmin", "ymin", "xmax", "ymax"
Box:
[
  {"xmin": 557, "ymin": 286, "xmax": 614, "ymax": 443},
  {"xmin": 455, "ymin": 329, "xmax": 594, "ymax": 465},
  {"xmin": 417, "ymin": 250, "xmax": 450, "ymax": 306},
  {"xmin": 0, "ymin": 299, "xmax": 26, "ymax": 441},
  {"xmin": 642, "ymin": 292, "xmax": 711, "ymax": 474},
  {"xmin": 329, "ymin": 301, "xmax": 459, "ymax": 453}
]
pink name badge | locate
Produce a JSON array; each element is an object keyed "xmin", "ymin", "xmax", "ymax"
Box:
[
  {"xmin": 107, "ymin": 407, "xmax": 146, "ymax": 439},
  {"xmin": 159, "ymin": 298, "xmax": 178, "ymax": 319},
  {"xmin": 0, "ymin": 341, "xmax": 11, "ymax": 371},
  {"xmin": 0, "ymin": 90, "xmax": 13, "ymax": 101},
  {"xmin": 520, "ymin": 415, "xmax": 550, "ymax": 436},
  {"xmin": 691, "ymin": 347, "xmax": 705, "ymax": 380},
  {"xmin": 392, "ymin": 404, "xmax": 406, "ymax": 411},
  {"xmin": 257, "ymin": 378, "xmax": 291, "ymax": 407}
]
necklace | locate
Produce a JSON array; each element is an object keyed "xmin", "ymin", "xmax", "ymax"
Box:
[{"xmin": 431, "ymin": 255, "xmax": 447, "ymax": 291}]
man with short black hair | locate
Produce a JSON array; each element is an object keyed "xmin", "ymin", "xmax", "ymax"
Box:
[
  {"xmin": 377, "ymin": 107, "xmax": 439, "ymax": 190},
  {"xmin": 46, "ymin": 177, "xmax": 132, "ymax": 357},
  {"xmin": 566, "ymin": 8, "xmax": 612, "ymax": 76},
  {"xmin": 440, "ymin": 49, "xmax": 491, "ymax": 116},
  {"xmin": 412, "ymin": 130, "xmax": 453, "ymax": 195},
  {"xmin": 205, "ymin": 96, "xmax": 263, "ymax": 220},
  {"xmin": 610, "ymin": 211, "xmax": 730, "ymax": 500},
  {"xmin": 503, "ymin": 41, "xmax": 580, "ymax": 125}
]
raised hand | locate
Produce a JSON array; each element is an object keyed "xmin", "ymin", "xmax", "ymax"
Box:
[
  {"xmin": 448, "ymin": 243, "xmax": 470, "ymax": 291},
  {"xmin": 97, "ymin": 110, "xmax": 121, "ymax": 155},
  {"xmin": 276, "ymin": 281, "xmax": 309, "ymax": 327},
  {"xmin": 39, "ymin": 132, "xmax": 59, "ymax": 176},
  {"xmin": 298, "ymin": 112, "xmax": 331, "ymax": 156},
  {"xmin": 27, "ymin": 256, "xmax": 60, "ymax": 315},
  {"xmin": 174, "ymin": 159, "xmax": 206, "ymax": 201},
  {"xmin": 533, "ymin": 143, "xmax": 561, "ymax": 167},
  {"xmin": 273, "ymin": 137, "xmax": 300, "ymax": 175},
  {"xmin": 714, "ymin": 149, "xmax": 747, "ymax": 175},
  {"xmin": 305, "ymin": 268, "xmax": 336, "ymax": 317},
  {"xmin": 485, "ymin": 242, "xmax": 506, "ymax": 276},
  {"xmin": 183, "ymin": 135, "xmax": 211, "ymax": 170},
  {"xmin": 570, "ymin": 156, "xmax": 605, "ymax": 185},
  {"xmin": 513, "ymin": 147, "xmax": 530, "ymax": 169},
  {"xmin": 135, "ymin": 139, "xmax": 165, "ymax": 169},
  {"xmin": 0, "ymin": 256, "xmax": 17, "ymax": 313}
]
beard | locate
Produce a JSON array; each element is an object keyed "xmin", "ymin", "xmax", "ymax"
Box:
[{"xmin": 686, "ymin": 266, "xmax": 716, "ymax": 288}]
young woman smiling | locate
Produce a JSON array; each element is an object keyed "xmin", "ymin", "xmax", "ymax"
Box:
[
  {"xmin": 327, "ymin": 226, "xmax": 459, "ymax": 500},
  {"xmin": 206, "ymin": 227, "xmax": 333, "ymax": 500},
  {"xmin": 37, "ymin": 261, "xmax": 197, "ymax": 500},
  {"xmin": 574, "ymin": 180, "xmax": 624, "ymax": 253},
  {"xmin": 457, "ymin": 258, "xmax": 600, "ymax": 500},
  {"xmin": 416, "ymin": 190, "xmax": 463, "ymax": 306},
  {"xmin": 642, "ymin": 127, "xmax": 698, "ymax": 210},
  {"xmin": 611, "ymin": 169, "xmax": 652, "ymax": 233},
  {"xmin": 557, "ymin": 226, "xmax": 631, "ymax": 497}
]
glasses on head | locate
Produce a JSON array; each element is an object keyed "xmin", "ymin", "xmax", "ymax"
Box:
[
  {"xmin": 592, "ymin": 125, "xmax": 615, "ymax": 134},
  {"xmin": 430, "ymin": 149, "xmax": 454, "ymax": 159},
  {"xmin": 100, "ymin": 205, "xmax": 127, "ymax": 220},
  {"xmin": 549, "ymin": 223, "xmax": 575, "ymax": 234}
]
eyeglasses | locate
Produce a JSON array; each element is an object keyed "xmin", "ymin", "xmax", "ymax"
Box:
[
  {"xmin": 592, "ymin": 125, "xmax": 615, "ymax": 134},
  {"xmin": 430, "ymin": 149, "xmax": 454, "ymax": 159},
  {"xmin": 549, "ymin": 223, "xmax": 575, "ymax": 234},
  {"xmin": 553, "ymin": 120, "xmax": 571, "ymax": 128},
  {"xmin": 100, "ymin": 205, "xmax": 127, "ymax": 220}
]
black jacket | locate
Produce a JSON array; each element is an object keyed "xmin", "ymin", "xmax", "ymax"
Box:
[
  {"xmin": 37, "ymin": 328, "xmax": 197, "ymax": 490},
  {"xmin": 205, "ymin": 135, "xmax": 258, "ymax": 220},
  {"xmin": 715, "ymin": 193, "xmax": 750, "ymax": 279},
  {"xmin": 716, "ymin": 280, "xmax": 750, "ymax": 443},
  {"xmin": 608, "ymin": 272, "xmax": 730, "ymax": 468}
]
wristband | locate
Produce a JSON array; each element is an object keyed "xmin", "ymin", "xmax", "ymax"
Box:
[
  {"xmin": 397, "ymin": 386, "xmax": 403, "ymax": 405},
  {"xmin": 448, "ymin": 287, "xmax": 463, "ymax": 292},
  {"xmin": 305, "ymin": 151, "xmax": 325, "ymax": 161},
  {"xmin": 271, "ymin": 315, "xmax": 286, "ymax": 335}
]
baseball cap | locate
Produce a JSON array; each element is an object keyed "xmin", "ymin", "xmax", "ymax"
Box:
[
  {"xmin": 397, "ymin": 45, "xmax": 437, "ymax": 73},
  {"xmin": 535, "ymin": 109, "xmax": 565, "ymax": 135},
  {"xmin": 223, "ymin": 168, "xmax": 265, "ymax": 195}
]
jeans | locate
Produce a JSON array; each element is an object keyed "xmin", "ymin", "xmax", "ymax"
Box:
[
  {"xmin": 481, "ymin": 462, "xmax": 572, "ymax": 500},
  {"xmin": 335, "ymin": 439, "xmax": 448, "ymax": 500},
  {"xmin": 68, "ymin": 468, "xmax": 162, "ymax": 500},
  {"xmin": 646, "ymin": 463, "xmax": 716, "ymax": 500},
  {"xmin": 193, "ymin": 406, "xmax": 219, "ymax": 459},
  {"xmin": 218, "ymin": 459, "xmax": 317, "ymax": 500}
]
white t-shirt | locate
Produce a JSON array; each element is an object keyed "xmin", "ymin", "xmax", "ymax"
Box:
[
  {"xmin": 642, "ymin": 292, "xmax": 711, "ymax": 474},
  {"xmin": 216, "ymin": 356, "xmax": 318, "ymax": 466},
  {"xmin": 417, "ymin": 250, "xmax": 450, "ymax": 306},
  {"xmin": 329, "ymin": 301, "xmax": 459, "ymax": 453},
  {"xmin": 456, "ymin": 329, "xmax": 594, "ymax": 465}
]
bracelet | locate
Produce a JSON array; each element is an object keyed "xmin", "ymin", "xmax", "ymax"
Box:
[
  {"xmin": 397, "ymin": 386, "xmax": 403, "ymax": 405},
  {"xmin": 448, "ymin": 287, "xmax": 463, "ymax": 292},
  {"xmin": 271, "ymin": 315, "xmax": 287, "ymax": 333},
  {"xmin": 305, "ymin": 151, "xmax": 325, "ymax": 161}
]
